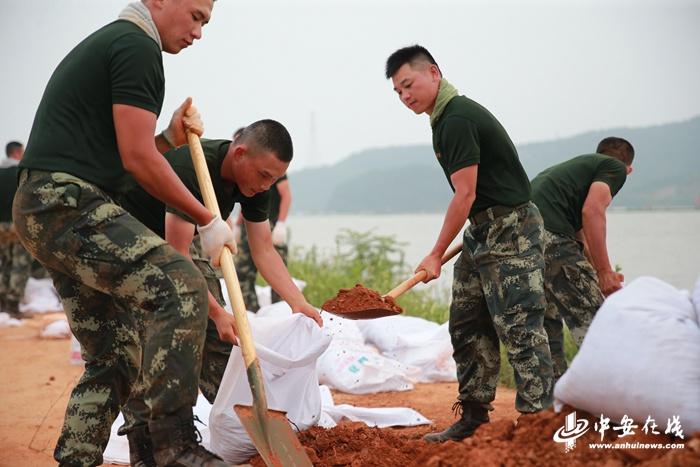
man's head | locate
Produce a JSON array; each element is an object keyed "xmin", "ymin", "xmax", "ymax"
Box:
[
  {"xmin": 5, "ymin": 141, "xmax": 23, "ymax": 161},
  {"xmin": 232, "ymin": 126, "xmax": 245, "ymax": 142},
  {"xmin": 386, "ymin": 45, "xmax": 442, "ymax": 115},
  {"xmin": 597, "ymin": 137, "xmax": 634, "ymax": 175},
  {"xmin": 226, "ymin": 120, "xmax": 292, "ymax": 197},
  {"xmin": 144, "ymin": 0, "xmax": 215, "ymax": 54}
]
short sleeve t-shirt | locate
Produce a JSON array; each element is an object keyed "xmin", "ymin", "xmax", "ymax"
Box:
[
  {"xmin": 0, "ymin": 166, "xmax": 19, "ymax": 223},
  {"xmin": 431, "ymin": 95, "xmax": 531, "ymax": 216},
  {"xmin": 267, "ymin": 174, "xmax": 288, "ymax": 226},
  {"xmin": 21, "ymin": 20, "xmax": 165, "ymax": 194},
  {"xmin": 118, "ymin": 139, "xmax": 271, "ymax": 238},
  {"xmin": 531, "ymin": 154, "xmax": 628, "ymax": 236}
]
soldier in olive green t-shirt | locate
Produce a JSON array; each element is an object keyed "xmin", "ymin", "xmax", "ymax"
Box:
[
  {"xmin": 531, "ymin": 137, "xmax": 634, "ymax": 379},
  {"xmin": 386, "ymin": 45, "xmax": 554, "ymax": 443},
  {"xmin": 11, "ymin": 2, "xmax": 235, "ymax": 466}
]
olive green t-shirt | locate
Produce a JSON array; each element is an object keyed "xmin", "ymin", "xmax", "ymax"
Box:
[
  {"xmin": 267, "ymin": 174, "xmax": 288, "ymax": 226},
  {"xmin": 21, "ymin": 20, "xmax": 165, "ymax": 194},
  {"xmin": 531, "ymin": 154, "xmax": 627, "ymax": 236},
  {"xmin": 0, "ymin": 165, "xmax": 19, "ymax": 223},
  {"xmin": 431, "ymin": 95, "xmax": 531, "ymax": 216},
  {"xmin": 118, "ymin": 139, "xmax": 271, "ymax": 238}
]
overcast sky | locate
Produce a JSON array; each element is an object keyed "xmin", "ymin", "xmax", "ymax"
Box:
[{"xmin": 2, "ymin": 0, "xmax": 699, "ymax": 171}]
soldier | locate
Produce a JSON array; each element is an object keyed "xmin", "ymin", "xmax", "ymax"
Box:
[
  {"xmin": 12, "ymin": 1, "xmax": 233, "ymax": 466},
  {"xmin": 118, "ymin": 119, "xmax": 321, "ymax": 464},
  {"xmin": 0, "ymin": 142, "xmax": 25, "ymax": 317},
  {"xmin": 386, "ymin": 45, "xmax": 553, "ymax": 442},
  {"xmin": 233, "ymin": 127, "xmax": 292, "ymax": 311},
  {"xmin": 531, "ymin": 137, "xmax": 634, "ymax": 379}
]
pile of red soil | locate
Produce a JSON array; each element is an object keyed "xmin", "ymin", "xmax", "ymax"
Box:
[
  {"xmin": 251, "ymin": 408, "xmax": 699, "ymax": 467},
  {"xmin": 322, "ymin": 284, "xmax": 403, "ymax": 315}
]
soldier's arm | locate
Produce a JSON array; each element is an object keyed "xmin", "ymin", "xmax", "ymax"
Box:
[
  {"xmin": 581, "ymin": 182, "xmax": 623, "ymax": 296},
  {"xmin": 246, "ymin": 219, "xmax": 322, "ymax": 326},
  {"xmin": 417, "ymin": 165, "xmax": 477, "ymax": 282},
  {"xmin": 113, "ymin": 103, "xmax": 213, "ymax": 227},
  {"xmin": 164, "ymin": 212, "xmax": 238, "ymax": 343},
  {"xmin": 276, "ymin": 179, "xmax": 292, "ymax": 223}
]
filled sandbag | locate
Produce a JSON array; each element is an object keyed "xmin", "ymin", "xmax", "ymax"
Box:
[
  {"xmin": 554, "ymin": 276, "xmax": 700, "ymax": 434},
  {"xmin": 209, "ymin": 313, "xmax": 331, "ymax": 465}
]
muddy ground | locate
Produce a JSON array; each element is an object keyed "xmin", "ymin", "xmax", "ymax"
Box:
[{"xmin": 1, "ymin": 313, "xmax": 697, "ymax": 467}]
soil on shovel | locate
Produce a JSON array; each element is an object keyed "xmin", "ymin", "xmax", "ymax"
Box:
[
  {"xmin": 322, "ymin": 284, "xmax": 403, "ymax": 315},
  {"xmin": 250, "ymin": 407, "xmax": 699, "ymax": 467}
]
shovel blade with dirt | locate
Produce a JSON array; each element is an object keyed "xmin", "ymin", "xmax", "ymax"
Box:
[
  {"xmin": 322, "ymin": 242, "xmax": 463, "ymax": 320},
  {"xmin": 187, "ymin": 131, "xmax": 312, "ymax": 467}
]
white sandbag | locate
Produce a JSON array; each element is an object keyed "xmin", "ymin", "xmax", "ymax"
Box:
[
  {"xmin": 40, "ymin": 318, "xmax": 71, "ymax": 339},
  {"xmin": 0, "ymin": 312, "xmax": 22, "ymax": 328},
  {"xmin": 384, "ymin": 323, "xmax": 457, "ymax": 383},
  {"xmin": 317, "ymin": 339, "xmax": 418, "ymax": 394},
  {"xmin": 19, "ymin": 277, "xmax": 63, "ymax": 314},
  {"xmin": 554, "ymin": 276, "xmax": 700, "ymax": 434},
  {"xmin": 357, "ymin": 315, "xmax": 440, "ymax": 352},
  {"xmin": 104, "ymin": 394, "xmax": 213, "ymax": 465},
  {"xmin": 358, "ymin": 316, "xmax": 457, "ymax": 383},
  {"xmin": 692, "ymin": 276, "xmax": 700, "ymax": 323},
  {"xmin": 209, "ymin": 314, "xmax": 331, "ymax": 465}
]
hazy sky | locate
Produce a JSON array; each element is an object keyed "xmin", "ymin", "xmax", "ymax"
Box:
[{"xmin": 2, "ymin": 0, "xmax": 699, "ymax": 171}]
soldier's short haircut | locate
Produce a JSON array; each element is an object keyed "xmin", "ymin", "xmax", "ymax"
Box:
[
  {"xmin": 232, "ymin": 126, "xmax": 245, "ymax": 142},
  {"xmin": 385, "ymin": 44, "xmax": 441, "ymax": 79},
  {"xmin": 596, "ymin": 137, "xmax": 635, "ymax": 165},
  {"xmin": 5, "ymin": 141, "xmax": 22, "ymax": 157},
  {"xmin": 237, "ymin": 120, "xmax": 293, "ymax": 162}
]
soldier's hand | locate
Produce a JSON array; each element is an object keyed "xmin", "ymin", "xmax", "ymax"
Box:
[
  {"xmin": 292, "ymin": 301, "xmax": 323, "ymax": 327},
  {"xmin": 415, "ymin": 253, "xmax": 442, "ymax": 283},
  {"xmin": 164, "ymin": 97, "xmax": 204, "ymax": 147},
  {"xmin": 599, "ymin": 269, "xmax": 623, "ymax": 296},
  {"xmin": 210, "ymin": 305, "xmax": 238, "ymax": 345},
  {"xmin": 198, "ymin": 215, "xmax": 237, "ymax": 267}
]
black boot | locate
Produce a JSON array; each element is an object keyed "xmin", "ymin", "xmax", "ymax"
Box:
[
  {"xmin": 423, "ymin": 400, "xmax": 491, "ymax": 443},
  {"xmin": 148, "ymin": 407, "xmax": 228, "ymax": 466},
  {"xmin": 126, "ymin": 424, "xmax": 157, "ymax": 467}
]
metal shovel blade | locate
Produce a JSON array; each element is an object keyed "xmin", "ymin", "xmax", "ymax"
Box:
[
  {"xmin": 322, "ymin": 307, "xmax": 403, "ymax": 320},
  {"xmin": 234, "ymin": 405, "xmax": 313, "ymax": 467}
]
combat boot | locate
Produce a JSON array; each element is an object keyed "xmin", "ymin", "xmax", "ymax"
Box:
[
  {"xmin": 125, "ymin": 424, "xmax": 157, "ymax": 467},
  {"xmin": 149, "ymin": 407, "xmax": 228, "ymax": 466},
  {"xmin": 423, "ymin": 400, "xmax": 491, "ymax": 443}
]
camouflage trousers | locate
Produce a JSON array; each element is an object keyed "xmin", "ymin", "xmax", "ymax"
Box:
[
  {"xmin": 0, "ymin": 224, "xmax": 46, "ymax": 315},
  {"xmin": 451, "ymin": 202, "xmax": 553, "ymax": 413},
  {"xmin": 121, "ymin": 243, "xmax": 233, "ymax": 432},
  {"xmin": 237, "ymin": 224, "xmax": 288, "ymax": 312},
  {"xmin": 542, "ymin": 230, "xmax": 604, "ymax": 380},
  {"xmin": 13, "ymin": 170, "xmax": 210, "ymax": 467}
]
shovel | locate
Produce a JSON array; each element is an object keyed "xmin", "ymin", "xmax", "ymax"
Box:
[
  {"xmin": 324, "ymin": 242, "xmax": 463, "ymax": 320},
  {"xmin": 187, "ymin": 131, "xmax": 312, "ymax": 467}
]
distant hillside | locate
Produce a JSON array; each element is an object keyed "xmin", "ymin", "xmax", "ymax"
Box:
[{"xmin": 289, "ymin": 116, "xmax": 700, "ymax": 213}]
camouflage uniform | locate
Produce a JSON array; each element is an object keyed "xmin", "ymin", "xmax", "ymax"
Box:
[
  {"xmin": 542, "ymin": 229, "xmax": 604, "ymax": 379},
  {"xmin": 236, "ymin": 223, "xmax": 288, "ymax": 311},
  {"xmin": 13, "ymin": 170, "xmax": 210, "ymax": 466},
  {"xmin": 0, "ymin": 224, "xmax": 46, "ymax": 316},
  {"xmin": 451, "ymin": 202, "xmax": 553, "ymax": 413}
]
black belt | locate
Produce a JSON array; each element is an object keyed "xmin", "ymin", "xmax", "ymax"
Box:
[{"xmin": 469, "ymin": 203, "xmax": 528, "ymax": 226}]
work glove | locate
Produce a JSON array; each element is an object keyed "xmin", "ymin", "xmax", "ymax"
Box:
[
  {"xmin": 198, "ymin": 215, "xmax": 237, "ymax": 267},
  {"xmin": 271, "ymin": 221, "xmax": 287, "ymax": 246},
  {"xmin": 232, "ymin": 222, "xmax": 242, "ymax": 244},
  {"xmin": 163, "ymin": 97, "xmax": 204, "ymax": 147}
]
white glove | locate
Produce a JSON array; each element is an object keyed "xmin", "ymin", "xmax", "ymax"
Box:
[
  {"xmin": 198, "ymin": 215, "xmax": 237, "ymax": 267},
  {"xmin": 271, "ymin": 221, "xmax": 287, "ymax": 246}
]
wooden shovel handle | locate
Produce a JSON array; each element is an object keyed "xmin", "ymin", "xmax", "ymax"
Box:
[
  {"xmin": 385, "ymin": 242, "xmax": 463, "ymax": 299},
  {"xmin": 187, "ymin": 131, "xmax": 257, "ymax": 368}
]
